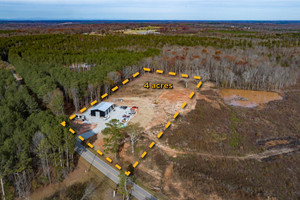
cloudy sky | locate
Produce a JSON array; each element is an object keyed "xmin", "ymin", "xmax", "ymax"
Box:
[{"xmin": 0, "ymin": 0, "xmax": 299, "ymax": 20}]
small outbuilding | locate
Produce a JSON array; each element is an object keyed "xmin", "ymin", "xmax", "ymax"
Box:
[{"xmin": 91, "ymin": 102, "xmax": 115, "ymax": 117}]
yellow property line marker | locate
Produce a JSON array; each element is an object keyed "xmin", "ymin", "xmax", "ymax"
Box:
[
  {"xmin": 91, "ymin": 100, "xmax": 97, "ymax": 106},
  {"xmin": 173, "ymin": 112, "xmax": 179, "ymax": 119},
  {"xmin": 141, "ymin": 151, "xmax": 147, "ymax": 158},
  {"xmin": 62, "ymin": 71, "xmax": 204, "ymax": 176},
  {"xmin": 125, "ymin": 171, "xmax": 131, "ymax": 176},
  {"xmin": 189, "ymin": 92, "xmax": 195, "ymax": 99},
  {"xmin": 88, "ymin": 143, "xmax": 94, "ymax": 148},
  {"xmin": 143, "ymin": 67, "xmax": 151, "ymax": 72},
  {"xmin": 80, "ymin": 107, "xmax": 87, "ymax": 113},
  {"xmin": 156, "ymin": 69, "xmax": 163, "ymax": 74},
  {"xmin": 115, "ymin": 164, "xmax": 122, "ymax": 170},
  {"xmin": 197, "ymin": 81, "xmax": 202, "ymax": 88},
  {"xmin": 133, "ymin": 161, "xmax": 139, "ymax": 168},
  {"xmin": 181, "ymin": 74, "xmax": 189, "ymax": 78},
  {"xmin": 101, "ymin": 93, "xmax": 108, "ymax": 99},
  {"xmin": 133, "ymin": 72, "xmax": 140, "ymax": 78},
  {"xmin": 97, "ymin": 150, "xmax": 103, "ymax": 156},
  {"xmin": 165, "ymin": 122, "xmax": 171, "ymax": 128},
  {"xmin": 78, "ymin": 136, "xmax": 84, "ymax": 141},
  {"xmin": 69, "ymin": 114, "xmax": 76, "ymax": 120},
  {"xmin": 112, "ymin": 86, "xmax": 118, "ymax": 92},
  {"xmin": 69, "ymin": 128, "xmax": 75, "ymax": 134},
  {"xmin": 157, "ymin": 132, "xmax": 163, "ymax": 139},
  {"xmin": 149, "ymin": 142, "xmax": 155, "ymax": 148},
  {"xmin": 122, "ymin": 79, "xmax": 129, "ymax": 85}
]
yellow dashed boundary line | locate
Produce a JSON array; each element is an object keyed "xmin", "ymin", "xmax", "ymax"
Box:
[
  {"xmin": 101, "ymin": 93, "xmax": 108, "ymax": 99},
  {"xmin": 115, "ymin": 164, "xmax": 122, "ymax": 170},
  {"xmin": 141, "ymin": 151, "xmax": 147, "ymax": 158},
  {"xmin": 97, "ymin": 150, "xmax": 103, "ymax": 156},
  {"xmin": 112, "ymin": 86, "xmax": 118, "ymax": 92},
  {"xmin": 133, "ymin": 161, "xmax": 139, "ymax": 168},
  {"xmin": 69, "ymin": 128, "xmax": 75, "ymax": 134},
  {"xmin": 189, "ymin": 92, "xmax": 195, "ymax": 99},
  {"xmin": 156, "ymin": 69, "xmax": 163, "ymax": 74},
  {"xmin": 125, "ymin": 171, "xmax": 131, "ymax": 176},
  {"xmin": 78, "ymin": 136, "xmax": 84, "ymax": 141},
  {"xmin": 61, "ymin": 69, "xmax": 202, "ymax": 176},
  {"xmin": 122, "ymin": 79, "xmax": 129, "ymax": 85},
  {"xmin": 106, "ymin": 157, "xmax": 112, "ymax": 163},
  {"xmin": 88, "ymin": 143, "xmax": 94, "ymax": 148},
  {"xmin": 91, "ymin": 100, "xmax": 97, "ymax": 106},
  {"xmin": 133, "ymin": 72, "xmax": 140, "ymax": 77},
  {"xmin": 173, "ymin": 112, "xmax": 179, "ymax": 119},
  {"xmin": 149, "ymin": 142, "xmax": 155, "ymax": 148},
  {"xmin": 126, "ymin": 69, "xmax": 202, "ymax": 175},
  {"xmin": 165, "ymin": 122, "xmax": 171, "ymax": 128},
  {"xmin": 181, "ymin": 74, "xmax": 189, "ymax": 78},
  {"xmin": 197, "ymin": 81, "xmax": 202, "ymax": 88},
  {"xmin": 80, "ymin": 107, "xmax": 87, "ymax": 113},
  {"xmin": 157, "ymin": 131, "xmax": 163, "ymax": 139}
]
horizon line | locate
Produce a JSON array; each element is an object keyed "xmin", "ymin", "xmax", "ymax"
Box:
[{"xmin": 1, "ymin": 19, "xmax": 300, "ymax": 21}]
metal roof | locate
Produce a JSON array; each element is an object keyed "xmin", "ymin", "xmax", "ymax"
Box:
[{"xmin": 92, "ymin": 102, "xmax": 114, "ymax": 112}]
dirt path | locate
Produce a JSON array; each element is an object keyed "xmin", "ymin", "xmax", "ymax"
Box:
[{"xmin": 151, "ymin": 138, "xmax": 299, "ymax": 161}]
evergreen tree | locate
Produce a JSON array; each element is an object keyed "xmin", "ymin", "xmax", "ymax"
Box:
[{"xmin": 102, "ymin": 119, "xmax": 125, "ymax": 160}]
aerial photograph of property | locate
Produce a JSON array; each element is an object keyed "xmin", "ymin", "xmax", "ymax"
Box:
[{"xmin": 0, "ymin": 0, "xmax": 299, "ymax": 200}]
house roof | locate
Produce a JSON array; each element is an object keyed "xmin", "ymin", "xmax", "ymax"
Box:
[{"xmin": 92, "ymin": 102, "xmax": 114, "ymax": 112}]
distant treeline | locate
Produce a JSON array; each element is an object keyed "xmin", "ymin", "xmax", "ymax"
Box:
[{"xmin": 0, "ymin": 33, "xmax": 299, "ymax": 114}]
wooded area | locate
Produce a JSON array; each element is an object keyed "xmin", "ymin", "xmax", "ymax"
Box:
[
  {"xmin": 0, "ymin": 68, "xmax": 76, "ymax": 199},
  {"xmin": 0, "ymin": 32, "xmax": 298, "ymax": 114},
  {"xmin": 0, "ymin": 24, "xmax": 299, "ymax": 199}
]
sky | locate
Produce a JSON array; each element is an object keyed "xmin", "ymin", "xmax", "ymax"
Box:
[{"xmin": 0, "ymin": 0, "xmax": 299, "ymax": 20}]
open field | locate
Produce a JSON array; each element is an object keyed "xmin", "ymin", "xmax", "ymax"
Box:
[
  {"xmin": 106, "ymin": 73, "xmax": 198, "ymax": 130},
  {"xmin": 129, "ymin": 77, "xmax": 300, "ymax": 200},
  {"xmin": 70, "ymin": 72, "xmax": 300, "ymax": 200},
  {"xmin": 94, "ymin": 73, "xmax": 300, "ymax": 200},
  {"xmin": 80, "ymin": 73, "xmax": 199, "ymax": 153}
]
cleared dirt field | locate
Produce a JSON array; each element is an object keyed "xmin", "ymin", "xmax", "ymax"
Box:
[
  {"xmin": 75, "ymin": 73, "xmax": 299, "ymax": 200},
  {"xmin": 89, "ymin": 73, "xmax": 201, "ymax": 153},
  {"xmin": 129, "ymin": 77, "xmax": 300, "ymax": 200},
  {"xmin": 107, "ymin": 73, "xmax": 199, "ymax": 131}
]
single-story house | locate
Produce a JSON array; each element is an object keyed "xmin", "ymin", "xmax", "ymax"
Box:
[{"xmin": 91, "ymin": 102, "xmax": 115, "ymax": 117}]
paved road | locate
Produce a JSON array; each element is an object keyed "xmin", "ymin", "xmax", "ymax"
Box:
[
  {"xmin": 7, "ymin": 62, "xmax": 157, "ymax": 199},
  {"xmin": 75, "ymin": 142, "xmax": 157, "ymax": 200}
]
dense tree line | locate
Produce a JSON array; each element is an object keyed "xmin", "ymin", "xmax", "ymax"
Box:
[
  {"xmin": 0, "ymin": 33, "xmax": 298, "ymax": 113},
  {"xmin": 145, "ymin": 45, "xmax": 299, "ymax": 90},
  {"xmin": 0, "ymin": 34, "xmax": 162, "ymax": 112},
  {"xmin": 0, "ymin": 68, "xmax": 76, "ymax": 199}
]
